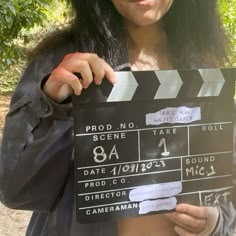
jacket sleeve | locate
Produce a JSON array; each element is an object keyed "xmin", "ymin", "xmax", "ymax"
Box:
[
  {"xmin": 210, "ymin": 202, "xmax": 236, "ymax": 235},
  {"xmin": 0, "ymin": 52, "xmax": 74, "ymax": 212}
]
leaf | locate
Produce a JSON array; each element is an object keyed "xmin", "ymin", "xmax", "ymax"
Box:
[{"xmin": 8, "ymin": 4, "xmax": 16, "ymax": 16}]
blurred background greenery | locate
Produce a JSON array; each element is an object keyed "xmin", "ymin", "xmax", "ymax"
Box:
[
  {"xmin": 0, "ymin": 0, "xmax": 235, "ymax": 94},
  {"xmin": 0, "ymin": 0, "xmax": 70, "ymax": 94}
]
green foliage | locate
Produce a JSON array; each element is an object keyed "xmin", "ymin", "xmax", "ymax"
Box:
[
  {"xmin": 0, "ymin": 0, "xmax": 53, "ymax": 70},
  {"xmin": 0, "ymin": 0, "xmax": 68, "ymax": 94},
  {"xmin": 220, "ymin": 0, "xmax": 236, "ymax": 65}
]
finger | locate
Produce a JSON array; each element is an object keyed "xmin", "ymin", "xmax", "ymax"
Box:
[
  {"xmin": 88, "ymin": 56, "xmax": 106, "ymax": 85},
  {"xmin": 76, "ymin": 60, "xmax": 93, "ymax": 88},
  {"xmin": 166, "ymin": 212, "xmax": 206, "ymax": 232},
  {"xmin": 53, "ymin": 68, "xmax": 83, "ymax": 95},
  {"xmin": 76, "ymin": 53, "xmax": 106, "ymax": 85},
  {"xmin": 60, "ymin": 58, "xmax": 93, "ymax": 88},
  {"xmin": 101, "ymin": 59, "xmax": 116, "ymax": 84},
  {"xmin": 64, "ymin": 53, "xmax": 116, "ymax": 85},
  {"xmin": 176, "ymin": 204, "xmax": 208, "ymax": 219},
  {"xmin": 174, "ymin": 226, "xmax": 198, "ymax": 236},
  {"xmin": 62, "ymin": 53, "xmax": 101, "ymax": 85},
  {"xmin": 85, "ymin": 55, "xmax": 116, "ymax": 85}
]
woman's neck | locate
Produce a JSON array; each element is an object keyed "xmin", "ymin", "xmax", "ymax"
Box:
[
  {"xmin": 126, "ymin": 21, "xmax": 173, "ymax": 70},
  {"xmin": 126, "ymin": 20, "xmax": 166, "ymax": 51}
]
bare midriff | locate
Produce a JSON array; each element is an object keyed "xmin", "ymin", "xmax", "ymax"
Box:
[{"xmin": 117, "ymin": 214, "xmax": 177, "ymax": 236}]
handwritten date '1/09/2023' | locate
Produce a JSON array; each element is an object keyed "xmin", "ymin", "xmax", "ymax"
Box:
[
  {"xmin": 82, "ymin": 160, "xmax": 166, "ymax": 176},
  {"xmin": 110, "ymin": 161, "xmax": 166, "ymax": 176}
]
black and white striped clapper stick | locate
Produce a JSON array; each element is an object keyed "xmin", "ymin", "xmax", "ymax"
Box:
[{"xmin": 104, "ymin": 68, "xmax": 234, "ymax": 102}]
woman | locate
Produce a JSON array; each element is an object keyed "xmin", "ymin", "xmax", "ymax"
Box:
[{"xmin": 0, "ymin": 0, "xmax": 235, "ymax": 235}]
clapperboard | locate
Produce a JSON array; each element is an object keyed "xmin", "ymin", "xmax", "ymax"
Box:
[{"xmin": 72, "ymin": 68, "xmax": 236, "ymax": 224}]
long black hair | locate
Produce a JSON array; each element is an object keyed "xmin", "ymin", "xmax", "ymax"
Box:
[{"xmin": 30, "ymin": 0, "xmax": 230, "ymax": 68}]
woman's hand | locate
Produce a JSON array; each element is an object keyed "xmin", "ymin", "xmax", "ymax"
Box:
[
  {"xmin": 43, "ymin": 52, "xmax": 116, "ymax": 103},
  {"xmin": 165, "ymin": 204, "xmax": 219, "ymax": 236}
]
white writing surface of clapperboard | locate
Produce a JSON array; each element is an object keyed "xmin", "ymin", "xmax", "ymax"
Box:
[{"xmin": 72, "ymin": 68, "xmax": 236, "ymax": 224}]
